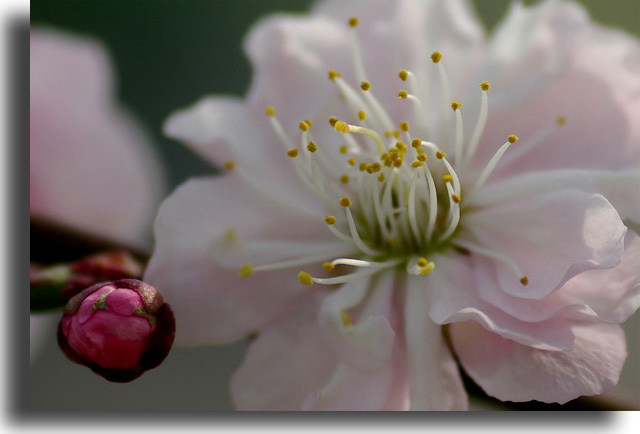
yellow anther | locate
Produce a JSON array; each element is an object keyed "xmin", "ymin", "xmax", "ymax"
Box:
[
  {"xmin": 378, "ymin": 173, "xmax": 386, "ymax": 182},
  {"xmin": 419, "ymin": 261, "xmax": 436, "ymax": 276},
  {"xmin": 348, "ymin": 17, "xmax": 359, "ymax": 28},
  {"xmin": 556, "ymin": 116, "xmax": 566, "ymax": 126},
  {"xmin": 451, "ymin": 193, "xmax": 462, "ymax": 204},
  {"xmin": 366, "ymin": 164, "xmax": 374, "ymax": 174},
  {"xmin": 399, "ymin": 69, "xmax": 409, "ymax": 81},
  {"xmin": 224, "ymin": 228, "xmax": 238, "ymax": 243},
  {"xmin": 417, "ymin": 153, "xmax": 427, "ymax": 162},
  {"xmin": 304, "ymin": 119, "xmax": 313, "ymax": 127},
  {"xmin": 411, "ymin": 138, "xmax": 422, "ymax": 149},
  {"xmin": 370, "ymin": 162, "xmax": 381, "ymax": 172},
  {"xmin": 479, "ymin": 81, "xmax": 491, "ymax": 91},
  {"xmin": 339, "ymin": 197, "xmax": 352, "ymax": 207},
  {"xmin": 358, "ymin": 110, "xmax": 366, "ymax": 121},
  {"xmin": 417, "ymin": 257, "xmax": 428, "ymax": 267},
  {"xmin": 239, "ymin": 263, "xmax": 253, "ymax": 279},
  {"xmin": 299, "ymin": 120, "xmax": 310, "ymax": 131},
  {"xmin": 389, "ymin": 148, "xmax": 399, "ymax": 157},
  {"xmin": 380, "ymin": 153, "xmax": 389, "ymax": 161},
  {"xmin": 340, "ymin": 310, "xmax": 353, "ymax": 327},
  {"xmin": 339, "ymin": 145, "xmax": 348, "ymax": 154},
  {"xmin": 398, "ymin": 90, "xmax": 408, "ymax": 99},
  {"xmin": 340, "ymin": 174, "xmax": 350, "ymax": 184},
  {"xmin": 399, "ymin": 121, "xmax": 409, "ymax": 132},
  {"xmin": 393, "ymin": 159, "xmax": 403, "ymax": 168},
  {"xmin": 520, "ymin": 276, "xmax": 529, "ymax": 286},
  {"xmin": 436, "ymin": 151, "xmax": 447, "ymax": 159},
  {"xmin": 451, "ymin": 101, "xmax": 463, "ymax": 111},
  {"xmin": 416, "ymin": 147, "xmax": 425, "ymax": 155},
  {"xmin": 442, "ymin": 174, "xmax": 453, "ymax": 183},
  {"xmin": 328, "ymin": 70, "xmax": 342, "ymax": 81},
  {"xmin": 431, "ymin": 51, "xmax": 443, "ymax": 63},
  {"xmin": 396, "ymin": 141, "xmax": 408, "ymax": 153},
  {"xmin": 393, "ymin": 130, "xmax": 401, "ymax": 138},
  {"xmin": 298, "ymin": 271, "xmax": 314, "ymax": 286},
  {"xmin": 307, "ymin": 141, "xmax": 317, "ymax": 153},
  {"xmin": 359, "ymin": 162, "xmax": 368, "ymax": 172},
  {"xmin": 323, "ymin": 262, "xmax": 335, "ymax": 272},
  {"xmin": 287, "ymin": 149, "xmax": 299, "ymax": 158},
  {"xmin": 329, "ymin": 116, "xmax": 339, "ymax": 127},
  {"xmin": 411, "ymin": 160, "xmax": 424, "ymax": 168},
  {"xmin": 223, "ymin": 160, "xmax": 235, "ymax": 170},
  {"xmin": 347, "ymin": 157, "xmax": 357, "ymax": 166},
  {"xmin": 360, "ymin": 80, "xmax": 371, "ymax": 91},
  {"xmin": 265, "ymin": 106, "xmax": 276, "ymax": 116},
  {"xmin": 335, "ymin": 121, "xmax": 349, "ymax": 133},
  {"xmin": 507, "ymin": 134, "xmax": 519, "ymax": 144},
  {"xmin": 325, "ymin": 215, "xmax": 337, "ymax": 225}
]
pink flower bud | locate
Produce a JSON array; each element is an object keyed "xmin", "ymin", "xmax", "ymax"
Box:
[{"xmin": 58, "ymin": 279, "xmax": 175, "ymax": 382}]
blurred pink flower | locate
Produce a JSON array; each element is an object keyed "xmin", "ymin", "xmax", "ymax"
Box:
[
  {"xmin": 146, "ymin": 0, "xmax": 640, "ymax": 410},
  {"xmin": 30, "ymin": 28, "xmax": 165, "ymax": 245},
  {"xmin": 30, "ymin": 28, "xmax": 166, "ymax": 364}
]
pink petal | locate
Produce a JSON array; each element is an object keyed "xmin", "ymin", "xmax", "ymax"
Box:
[
  {"xmin": 467, "ymin": 169, "xmax": 640, "ymax": 225},
  {"xmin": 318, "ymin": 272, "xmax": 395, "ymax": 369},
  {"xmin": 463, "ymin": 190, "xmax": 626, "ymax": 299},
  {"xmin": 470, "ymin": 1, "xmax": 640, "ymax": 179},
  {"xmin": 404, "ymin": 275, "xmax": 468, "ymax": 410},
  {"xmin": 472, "ymin": 232, "xmax": 640, "ymax": 324},
  {"xmin": 559, "ymin": 232, "xmax": 640, "ymax": 324},
  {"xmin": 230, "ymin": 300, "xmax": 338, "ymax": 411},
  {"xmin": 302, "ymin": 362, "xmax": 394, "ymax": 411},
  {"xmin": 426, "ymin": 254, "xmax": 574, "ymax": 351},
  {"xmin": 164, "ymin": 97, "xmax": 326, "ymax": 217},
  {"xmin": 30, "ymin": 28, "xmax": 164, "ymax": 244},
  {"xmin": 304, "ymin": 272, "xmax": 404, "ymax": 411},
  {"xmin": 144, "ymin": 174, "xmax": 342, "ymax": 345},
  {"xmin": 451, "ymin": 321, "xmax": 627, "ymax": 404}
]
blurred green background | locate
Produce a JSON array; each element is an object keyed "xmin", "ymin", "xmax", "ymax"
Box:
[{"xmin": 30, "ymin": 0, "xmax": 640, "ymax": 411}]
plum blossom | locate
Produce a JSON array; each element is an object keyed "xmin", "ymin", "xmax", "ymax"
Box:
[{"xmin": 146, "ymin": 0, "xmax": 640, "ymax": 410}]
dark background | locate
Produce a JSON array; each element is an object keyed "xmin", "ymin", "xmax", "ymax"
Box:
[{"xmin": 29, "ymin": 0, "xmax": 640, "ymax": 411}]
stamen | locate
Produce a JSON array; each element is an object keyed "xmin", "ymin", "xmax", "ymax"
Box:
[
  {"xmin": 334, "ymin": 121, "xmax": 386, "ymax": 155},
  {"xmin": 304, "ymin": 258, "xmax": 402, "ymax": 285},
  {"xmin": 451, "ymin": 102, "xmax": 464, "ymax": 164},
  {"xmin": 239, "ymin": 263, "xmax": 253, "ymax": 278},
  {"xmin": 431, "ymin": 51, "xmax": 453, "ymax": 143},
  {"xmin": 298, "ymin": 271, "xmax": 314, "ymax": 286},
  {"xmin": 465, "ymin": 81, "xmax": 490, "ymax": 166},
  {"xmin": 420, "ymin": 165, "xmax": 438, "ymax": 242},
  {"xmin": 223, "ymin": 160, "xmax": 235, "ymax": 170},
  {"xmin": 341, "ymin": 310, "xmax": 353, "ymax": 327},
  {"xmin": 407, "ymin": 172, "xmax": 422, "ymax": 248},
  {"xmin": 342, "ymin": 199, "xmax": 380, "ymax": 257},
  {"xmin": 407, "ymin": 256, "xmax": 436, "ymax": 276},
  {"xmin": 439, "ymin": 182, "xmax": 461, "ymax": 241},
  {"xmin": 348, "ymin": 16, "xmax": 366, "ymax": 81},
  {"xmin": 453, "ymin": 239, "xmax": 528, "ymax": 285},
  {"xmin": 474, "ymin": 135, "xmax": 519, "ymax": 189}
]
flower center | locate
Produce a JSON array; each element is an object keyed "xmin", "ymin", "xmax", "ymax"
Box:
[{"xmin": 228, "ymin": 16, "xmax": 559, "ymax": 288}]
